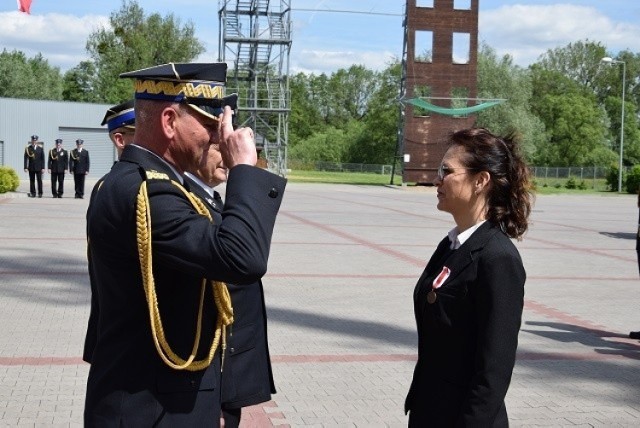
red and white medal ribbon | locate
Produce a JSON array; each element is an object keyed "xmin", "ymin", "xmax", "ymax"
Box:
[
  {"xmin": 432, "ymin": 266, "xmax": 451, "ymax": 290},
  {"xmin": 427, "ymin": 266, "xmax": 450, "ymax": 304}
]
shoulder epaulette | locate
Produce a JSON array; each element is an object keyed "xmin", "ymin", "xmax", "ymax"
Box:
[{"xmin": 144, "ymin": 169, "xmax": 171, "ymax": 181}]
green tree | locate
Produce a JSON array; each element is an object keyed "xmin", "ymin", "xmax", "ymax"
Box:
[
  {"xmin": 598, "ymin": 50, "xmax": 640, "ymax": 166},
  {"xmin": 624, "ymin": 52, "xmax": 640, "ymax": 111},
  {"xmin": 85, "ymin": 0, "xmax": 205, "ymax": 103},
  {"xmin": 63, "ymin": 61, "xmax": 101, "ymax": 102},
  {"xmin": 602, "ymin": 94, "xmax": 640, "ymax": 165},
  {"xmin": 349, "ymin": 61, "xmax": 402, "ymax": 164},
  {"xmin": 308, "ymin": 73, "xmax": 332, "ymax": 124},
  {"xmin": 533, "ymin": 40, "xmax": 640, "ymax": 167},
  {"xmin": 475, "ymin": 43, "xmax": 545, "ymax": 160},
  {"xmin": 0, "ymin": 49, "xmax": 63, "ymax": 100},
  {"xmin": 536, "ymin": 39, "xmax": 607, "ymax": 91},
  {"xmin": 533, "ymin": 92, "xmax": 607, "ymax": 166},
  {"xmin": 530, "ymin": 50, "xmax": 613, "ymax": 166},
  {"xmin": 289, "ymin": 72, "xmax": 324, "ymax": 144},
  {"xmin": 289, "ymin": 126, "xmax": 353, "ymax": 163},
  {"xmin": 289, "ymin": 64, "xmax": 387, "ymax": 163},
  {"xmin": 326, "ymin": 65, "xmax": 378, "ymax": 127},
  {"xmin": 289, "ymin": 62, "xmax": 400, "ymax": 165}
]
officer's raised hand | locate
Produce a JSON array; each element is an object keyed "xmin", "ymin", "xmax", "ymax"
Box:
[{"xmin": 218, "ymin": 106, "xmax": 257, "ymax": 169}]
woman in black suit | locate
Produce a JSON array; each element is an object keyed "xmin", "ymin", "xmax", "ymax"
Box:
[{"xmin": 405, "ymin": 128, "xmax": 534, "ymax": 427}]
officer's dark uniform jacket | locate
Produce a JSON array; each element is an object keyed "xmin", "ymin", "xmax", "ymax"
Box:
[
  {"xmin": 24, "ymin": 144, "xmax": 45, "ymax": 171},
  {"xmin": 24, "ymin": 143, "xmax": 45, "ymax": 196},
  {"xmin": 48, "ymin": 147, "xmax": 68, "ymax": 173},
  {"xmin": 48, "ymin": 146, "xmax": 69, "ymax": 197},
  {"xmin": 70, "ymin": 146, "xmax": 90, "ymax": 198},
  {"xmin": 69, "ymin": 147, "xmax": 90, "ymax": 174},
  {"xmin": 83, "ymin": 144, "xmax": 286, "ymax": 426},
  {"xmin": 185, "ymin": 175, "xmax": 276, "ymax": 410}
]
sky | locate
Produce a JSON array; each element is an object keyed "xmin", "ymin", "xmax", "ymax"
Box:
[{"xmin": 1, "ymin": 0, "xmax": 639, "ymax": 75}]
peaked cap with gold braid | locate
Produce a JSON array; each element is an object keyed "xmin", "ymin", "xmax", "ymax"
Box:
[{"xmin": 120, "ymin": 63, "xmax": 238, "ymax": 122}]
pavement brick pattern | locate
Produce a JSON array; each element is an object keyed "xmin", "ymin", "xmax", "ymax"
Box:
[{"xmin": 1, "ymin": 180, "xmax": 639, "ymax": 426}]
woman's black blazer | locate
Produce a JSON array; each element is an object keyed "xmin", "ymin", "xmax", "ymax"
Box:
[{"xmin": 405, "ymin": 221, "xmax": 525, "ymax": 427}]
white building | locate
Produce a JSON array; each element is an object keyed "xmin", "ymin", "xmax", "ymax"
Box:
[{"xmin": 0, "ymin": 97, "xmax": 116, "ymax": 180}]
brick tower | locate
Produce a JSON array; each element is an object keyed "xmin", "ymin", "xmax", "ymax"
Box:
[{"xmin": 399, "ymin": 0, "xmax": 479, "ymax": 184}]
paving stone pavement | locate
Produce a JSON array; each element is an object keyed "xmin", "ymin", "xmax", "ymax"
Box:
[{"xmin": 1, "ymin": 179, "xmax": 639, "ymax": 427}]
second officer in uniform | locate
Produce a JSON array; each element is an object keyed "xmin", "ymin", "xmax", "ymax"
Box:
[{"xmin": 48, "ymin": 138, "xmax": 68, "ymax": 198}]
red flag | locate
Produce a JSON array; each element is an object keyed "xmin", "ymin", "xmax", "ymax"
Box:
[{"xmin": 17, "ymin": 0, "xmax": 32, "ymax": 14}]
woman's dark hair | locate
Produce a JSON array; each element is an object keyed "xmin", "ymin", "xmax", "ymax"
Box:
[{"xmin": 450, "ymin": 127, "xmax": 534, "ymax": 239}]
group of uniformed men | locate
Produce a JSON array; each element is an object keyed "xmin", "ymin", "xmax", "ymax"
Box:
[{"xmin": 23, "ymin": 136, "xmax": 90, "ymax": 198}]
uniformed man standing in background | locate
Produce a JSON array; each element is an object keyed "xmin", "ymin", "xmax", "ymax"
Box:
[
  {"xmin": 48, "ymin": 138, "xmax": 68, "ymax": 198},
  {"xmin": 82, "ymin": 100, "xmax": 138, "ymax": 363},
  {"xmin": 23, "ymin": 134, "xmax": 45, "ymax": 198},
  {"xmin": 185, "ymin": 137, "xmax": 277, "ymax": 428},
  {"xmin": 100, "ymin": 99, "xmax": 136, "ymax": 159},
  {"xmin": 69, "ymin": 139, "xmax": 90, "ymax": 198}
]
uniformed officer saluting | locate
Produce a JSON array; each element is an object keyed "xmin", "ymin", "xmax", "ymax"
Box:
[{"xmin": 82, "ymin": 62, "xmax": 286, "ymax": 426}]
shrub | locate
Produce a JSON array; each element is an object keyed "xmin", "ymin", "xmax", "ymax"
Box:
[
  {"xmin": 606, "ymin": 164, "xmax": 625, "ymax": 192},
  {"xmin": 0, "ymin": 167, "xmax": 20, "ymax": 193},
  {"xmin": 625, "ymin": 165, "xmax": 640, "ymax": 194},
  {"xmin": 565, "ymin": 177, "xmax": 577, "ymax": 189}
]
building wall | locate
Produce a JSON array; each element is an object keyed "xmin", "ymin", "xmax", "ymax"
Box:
[
  {"xmin": 403, "ymin": 0, "xmax": 479, "ymax": 184},
  {"xmin": 0, "ymin": 98, "xmax": 116, "ymax": 180}
]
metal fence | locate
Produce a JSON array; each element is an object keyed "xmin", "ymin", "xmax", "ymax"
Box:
[
  {"xmin": 530, "ymin": 166, "xmax": 610, "ymax": 180},
  {"xmin": 287, "ymin": 160, "xmax": 393, "ymax": 175},
  {"xmin": 529, "ymin": 166, "xmax": 616, "ymax": 191},
  {"xmin": 285, "ymin": 161, "xmax": 621, "ymax": 190}
]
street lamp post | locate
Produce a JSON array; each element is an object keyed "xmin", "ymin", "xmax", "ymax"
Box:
[{"xmin": 601, "ymin": 56, "xmax": 626, "ymax": 193}]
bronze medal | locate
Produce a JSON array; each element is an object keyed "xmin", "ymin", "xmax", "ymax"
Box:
[{"xmin": 427, "ymin": 290, "xmax": 437, "ymax": 304}]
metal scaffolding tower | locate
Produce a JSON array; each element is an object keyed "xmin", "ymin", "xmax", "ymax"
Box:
[{"xmin": 218, "ymin": 0, "xmax": 292, "ymax": 176}]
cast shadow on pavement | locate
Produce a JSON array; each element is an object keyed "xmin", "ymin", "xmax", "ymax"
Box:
[
  {"xmin": 266, "ymin": 306, "xmax": 417, "ymax": 348},
  {"xmin": 521, "ymin": 320, "xmax": 640, "ymax": 360},
  {"xmin": 515, "ymin": 326, "xmax": 640, "ymax": 408},
  {"xmin": 512, "ymin": 354, "xmax": 640, "ymax": 408},
  {"xmin": 600, "ymin": 231, "xmax": 636, "ymax": 240},
  {"xmin": 0, "ymin": 246, "xmax": 89, "ymax": 305}
]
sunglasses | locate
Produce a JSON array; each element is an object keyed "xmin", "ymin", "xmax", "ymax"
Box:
[{"xmin": 437, "ymin": 164, "xmax": 477, "ymax": 181}]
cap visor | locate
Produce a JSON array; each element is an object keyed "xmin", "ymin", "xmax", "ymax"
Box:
[{"xmin": 185, "ymin": 93, "xmax": 238, "ymax": 121}]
